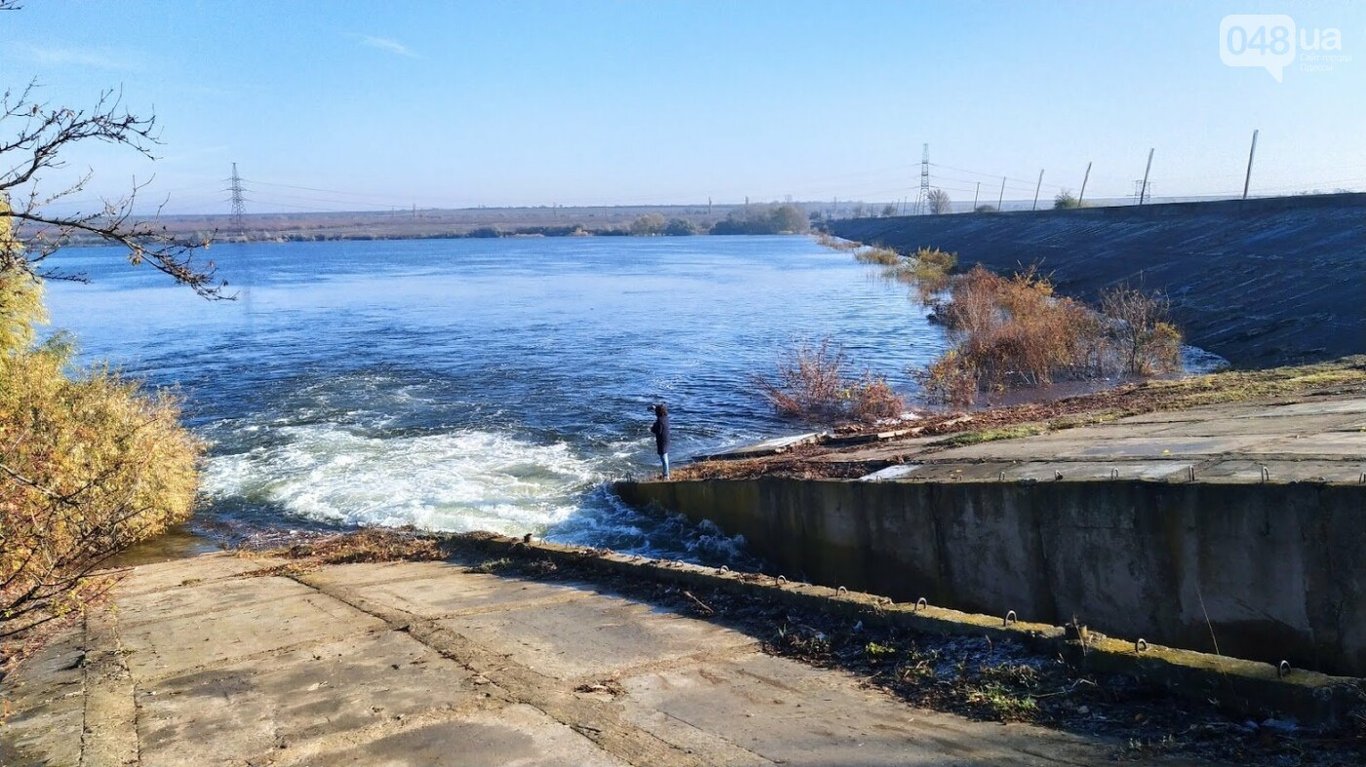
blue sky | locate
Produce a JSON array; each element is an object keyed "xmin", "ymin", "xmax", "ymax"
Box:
[{"xmin": 2, "ymin": 0, "xmax": 1363, "ymax": 214}]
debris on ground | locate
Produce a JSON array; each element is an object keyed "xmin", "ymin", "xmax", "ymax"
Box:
[{"xmin": 676, "ymin": 356, "xmax": 1366, "ymax": 480}]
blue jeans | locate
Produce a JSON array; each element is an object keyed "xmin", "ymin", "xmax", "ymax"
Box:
[{"xmin": 659, "ymin": 452, "xmax": 670, "ymax": 479}]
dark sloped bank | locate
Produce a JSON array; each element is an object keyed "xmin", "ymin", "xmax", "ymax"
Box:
[{"xmin": 830, "ymin": 193, "xmax": 1366, "ymax": 367}]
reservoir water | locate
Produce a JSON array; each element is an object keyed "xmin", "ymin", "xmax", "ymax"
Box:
[{"xmin": 44, "ymin": 236, "xmax": 948, "ymax": 564}]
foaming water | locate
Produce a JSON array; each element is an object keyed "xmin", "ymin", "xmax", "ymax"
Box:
[
  {"xmin": 44, "ymin": 236, "xmax": 949, "ymax": 566},
  {"xmin": 201, "ymin": 426, "xmax": 598, "ymax": 534}
]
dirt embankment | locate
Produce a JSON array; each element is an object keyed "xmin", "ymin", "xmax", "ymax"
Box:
[{"xmin": 831, "ymin": 193, "xmax": 1366, "ymax": 368}]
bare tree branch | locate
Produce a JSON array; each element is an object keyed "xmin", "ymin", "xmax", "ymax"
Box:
[{"xmin": 0, "ymin": 80, "xmax": 228, "ymax": 297}]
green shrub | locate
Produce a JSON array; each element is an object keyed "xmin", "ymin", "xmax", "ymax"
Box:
[{"xmin": 1053, "ymin": 190, "xmax": 1083, "ymax": 209}]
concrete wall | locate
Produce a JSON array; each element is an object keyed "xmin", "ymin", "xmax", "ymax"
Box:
[
  {"xmin": 829, "ymin": 193, "xmax": 1366, "ymax": 367},
  {"xmin": 616, "ymin": 478, "xmax": 1366, "ymax": 676}
]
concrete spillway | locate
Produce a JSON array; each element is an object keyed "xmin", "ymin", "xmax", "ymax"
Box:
[
  {"xmin": 617, "ymin": 391, "xmax": 1366, "ymax": 676},
  {"xmin": 830, "ymin": 193, "xmax": 1366, "ymax": 367}
]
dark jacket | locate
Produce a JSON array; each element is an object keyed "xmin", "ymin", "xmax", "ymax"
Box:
[{"xmin": 650, "ymin": 414, "xmax": 670, "ymax": 455}]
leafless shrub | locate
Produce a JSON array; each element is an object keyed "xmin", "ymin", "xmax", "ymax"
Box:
[
  {"xmin": 754, "ymin": 339, "xmax": 906, "ymax": 424},
  {"xmin": 848, "ymin": 373, "xmax": 906, "ymax": 423},
  {"xmin": 1101, "ymin": 285, "xmax": 1181, "ymax": 375},
  {"xmin": 926, "ymin": 188, "xmax": 952, "ymax": 215}
]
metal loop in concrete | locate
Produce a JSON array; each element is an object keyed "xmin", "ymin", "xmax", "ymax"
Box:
[
  {"xmin": 1261, "ymin": 465, "xmax": 1270, "ymax": 482},
  {"xmin": 776, "ymin": 575, "xmax": 787, "ymax": 584},
  {"xmin": 1004, "ymin": 610, "xmax": 1017, "ymax": 626},
  {"xmin": 837, "ymin": 586, "xmax": 848, "ymax": 596},
  {"xmin": 1136, "ymin": 638, "xmax": 1149, "ymax": 653},
  {"xmin": 1054, "ymin": 470, "xmax": 1063, "ymax": 481},
  {"xmin": 1278, "ymin": 660, "xmax": 1291, "ymax": 678},
  {"xmin": 915, "ymin": 597, "xmax": 928, "ymax": 612}
]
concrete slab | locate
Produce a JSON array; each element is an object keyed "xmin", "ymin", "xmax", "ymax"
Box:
[
  {"xmin": 0, "ymin": 633, "xmax": 86, "ymax": 767},
  {"xmin": 1244, "ymin": 432, "xmax": 1366, "ymax": 455},
  {"xmin": 108, "ymin": 552, "xmax": 277, "ymax": 597},
  {"xmin": 1145, "ymin": 413, "xmax": 1361, "ymax": 437},
  {"xmin": 136, "ymin": 631, "xmax": 478, "ymax": 767},
  {"xmin": 1197, "ymin": 459, "xmax": 1366, "ymax": 484},
  {"xmin": 931, "ymin": 435, "xmax": 1272, "ymax": 462},
  {"xmin": 1265, "ymin": 399, "xmax": 1366, "ymax": 416},
  {"xmin": 119, "ymin": 582, "xmax": 387, "ymax": 680},
  {"xmin": 3, "ymin": 553, "xmax": 1259, "ymax": 766},
  {"xmin": 440, "ymin": 595, "xmax": 756, "ymax": 683},
  {"xmin": 620, "ymin": 653, "xmax": 1110, "ymax": 766},
  {"xmin": 312, "ymin": 566, "xmax": 595, "ymax": 618},
  {"xmin": 114, "ymin": 569, "xmax": 327, "ymax": 629},
  {"xmin": 281, "ymin": 704, "xmax": 632, "ymax": 767},
  {"xmin": 1111, "ymin": 404, "xmax": 1286, "ymax": 424},
  {"xmin": 998, "ymin": 460, "xmax": 1193, "ymax": 483}
]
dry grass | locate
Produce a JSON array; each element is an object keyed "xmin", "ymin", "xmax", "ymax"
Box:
[
  {"xmin": 816, "ymin": 233, "xmax": 862, "ymax": 251},
  {"xmin": 853, "ymin": 246, "xmax": 901, "ymax": 266},
  {"xmin": 686, "ymin": 355, "xmax": 1366, "ymax": 479},
  {"xmin": 907, "ymin": 247, "xmax": 957, "ymax": 298}
]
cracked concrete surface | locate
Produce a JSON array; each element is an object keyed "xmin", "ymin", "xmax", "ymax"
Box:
[{"xmin": 0, "ymin": 554, "xmax": 1212, "ymax": 766}]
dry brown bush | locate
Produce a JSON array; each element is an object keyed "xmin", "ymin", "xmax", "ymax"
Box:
[
  {"xmin": 753, "ymin": 339, "xmax": 848, "ymax": 418},
  {"xmin": 848, "ymin": 373, "xmax": 906, "ymax": 423},
  {"xmin": 754, "ymin": 339, "xmax": 906, "ymax": 424},
  {"xmin": 919, "ymin": 266, "xmax": 1182, "ymax": 405}
]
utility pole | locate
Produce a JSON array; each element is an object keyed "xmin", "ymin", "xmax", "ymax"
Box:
[
  {"xmin": 1139, "ymin": 148, "xmax": 1154, "ymax": 204},
  {"xmin": 1242, "ymin": 129, "xmax": 1259, "ymax": 200},
  {"xmin": 997, "ymin": 176, "xmax": 1006, "ymax": 210},
  {"xmin": 1078, "ymin": 161, "xmax": 1092, "ymax": 206},
  {"xmin": 973, "ymin": 182, "xmax": 980, "ymax": 210},
  {"xmin": 917, "ymin": 143, "xmax": 931, "ymax": 215},
  {"xmin": 227, "ymin": 163, "xmax": 246, "ymax": 232},
  {"xmin": 1032, "ymin": 169, "xmax": 1045, "ymax": 211},
  {"xmin": 708, "ymin": 196, "xmax": 712, "ymax": 215}
]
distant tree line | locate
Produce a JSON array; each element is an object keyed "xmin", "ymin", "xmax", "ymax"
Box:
[
  {"xmin": 451, "ymin": 203, "xmax": 811, "ymax": 239},
  {"xmin": 708, "ymin": 204, "xmax": 809, "ymax": 235}
]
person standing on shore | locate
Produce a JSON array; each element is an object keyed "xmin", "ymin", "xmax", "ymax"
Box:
[{"xmin": 650, "ymin": 403, "xmax": 670, "ymax": 479}]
